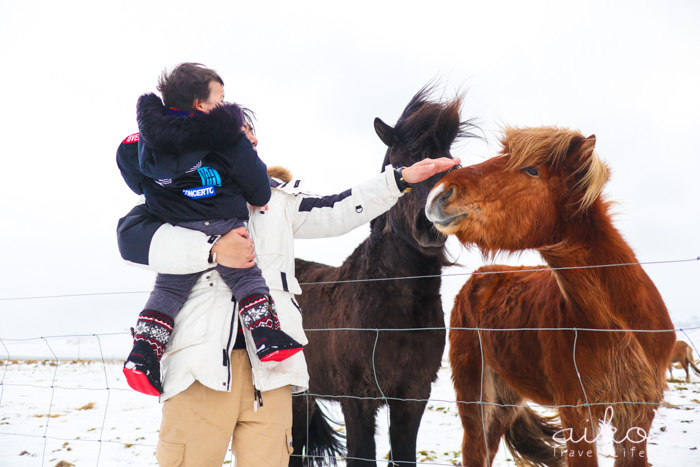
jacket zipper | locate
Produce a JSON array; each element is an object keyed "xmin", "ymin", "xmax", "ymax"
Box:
[
  {"xmin": 245, "ymin": 351, "xmax": 265, "ymax": 412},
  {"xmin": 254, "ymin": 388, "xmax": 264, "ymax": 412},
  {"xmin": 223, "ymin": 301, "xmax": 237, "ymax": 391}
]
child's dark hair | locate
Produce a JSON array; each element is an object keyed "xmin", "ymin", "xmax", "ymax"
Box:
[{"xmin": 157, "ymin": 62, "xmax": 224, "ymax": 111}]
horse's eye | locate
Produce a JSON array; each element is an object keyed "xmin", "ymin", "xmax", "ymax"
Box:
[{"xmin": 523, "ymin": 167, "xmax": 539, "ymax": 177}]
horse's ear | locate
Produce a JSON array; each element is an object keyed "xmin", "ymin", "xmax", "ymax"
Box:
[
  {"xmin": 374, "ymin": 118, "xmax": 396, "ymax": 147},
  {"xmin": 569, "ymin": 133, "xmax": 609, "ymax": 212},
  {"xmin": 569, "ymin": 134, "xmax": 596, "ymax": 164},
  {"xmin": 581, "ymin": 134, "xmax": 596, "ymax": 153}
]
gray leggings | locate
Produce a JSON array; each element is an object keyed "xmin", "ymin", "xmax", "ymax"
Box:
[{"xmin": 144, "ymin": 218, "xmax": 269, "ymax": 319}]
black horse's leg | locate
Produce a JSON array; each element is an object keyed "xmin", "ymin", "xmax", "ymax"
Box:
[
  {"xmin": 386, "ymin": 398, "xmax": 427, "ymax": 466},
  {"xmin": 290, "ymin": 394, "xmax": 314, "ymax": 467},
  {"xmin": 342, "ymin": 398, "xmax": 379, "ymax": 467}
]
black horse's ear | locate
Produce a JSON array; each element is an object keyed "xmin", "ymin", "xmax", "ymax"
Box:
[{"xmin": 374, "ymin": 118, "xmax": 395, "ymax": 147}]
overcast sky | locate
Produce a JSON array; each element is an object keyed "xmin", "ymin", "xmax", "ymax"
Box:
[{"xmin": 1, "ymin": 0, "xmax": 698, "ymax": 341}]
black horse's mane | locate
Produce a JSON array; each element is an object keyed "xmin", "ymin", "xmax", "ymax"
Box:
[
  {"xmin": 381, "ymin": 85, "xmax": 477, "ymax": 168},
  {"xmin": 372, "ymin": 86, "xmax": 476, "ymax": 265}
]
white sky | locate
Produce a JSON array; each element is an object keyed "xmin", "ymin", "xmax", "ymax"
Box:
[{"xmin": 0, "ymin": 0, "xmax": 698, "ymax": 338}]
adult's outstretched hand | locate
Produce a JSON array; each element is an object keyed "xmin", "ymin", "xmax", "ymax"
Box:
[{"xmin": 401, "ymin": 157, "xmax": 461, "ymax": 184}]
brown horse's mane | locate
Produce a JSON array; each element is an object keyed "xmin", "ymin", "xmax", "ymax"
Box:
[{"xmin": 501, "ymin": 126, "xmax": 610, "ymax": 211}]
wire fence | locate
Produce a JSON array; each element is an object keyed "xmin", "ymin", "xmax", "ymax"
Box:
[
  {"xmin": 1, "ymin": 257, "xmax": 699, "ymax": 466},
  {"xmin": 1, "ymin": 328, "xmax": 698, "ymax": 466}
]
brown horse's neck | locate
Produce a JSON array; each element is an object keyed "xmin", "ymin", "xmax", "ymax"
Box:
[{"xmin": 537, "ymin": 200, "xmax": 663, "ymax": 329}]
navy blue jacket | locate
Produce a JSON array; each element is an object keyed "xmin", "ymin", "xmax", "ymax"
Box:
[{"xmin": 116, "ymin": 93, "xmax": 270, "ymax": 223}]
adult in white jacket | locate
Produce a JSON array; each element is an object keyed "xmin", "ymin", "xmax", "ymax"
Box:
[{"xmin": 116, "ymin": 158, "xmax": 459, "ymax": 466}]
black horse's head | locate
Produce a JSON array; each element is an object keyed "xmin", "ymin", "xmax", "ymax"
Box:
[{"xmin": 371, "ymin": 85, "xmax": 476, "ymax": 258}]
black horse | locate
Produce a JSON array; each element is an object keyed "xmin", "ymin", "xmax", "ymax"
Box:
[{"xmin": 290, "ymin": 87, "xmax": 475, "ymax": 467}]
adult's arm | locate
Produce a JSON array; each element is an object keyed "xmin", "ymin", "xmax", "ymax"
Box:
[
  {"xmin": 117, "ymin": 202, "xmax": 254, "ymax": 273},
  {"xmin": 290, "ymin": 157, "xmax": 459, "ymax": 239}
]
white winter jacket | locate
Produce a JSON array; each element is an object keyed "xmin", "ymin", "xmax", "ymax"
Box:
[{"xmin": 139, "ymin": 168, "xmax": 405, "ymax": 401}]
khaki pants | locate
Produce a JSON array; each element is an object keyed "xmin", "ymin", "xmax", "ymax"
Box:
[{"xmin": 156, "ymin": 350, "xmax": 293, "ymax": 467}]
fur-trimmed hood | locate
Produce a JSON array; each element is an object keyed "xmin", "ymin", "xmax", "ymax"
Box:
[
  {"xmin": 136, "ymin": 93, "xmax": 245, "ymax": 154},
  {"xmin": 268, "ymin": 166, "xmax": 292, "ymax": 183}
]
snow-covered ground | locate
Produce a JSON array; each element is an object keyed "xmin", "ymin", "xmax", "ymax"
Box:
[{"xmin": 1, "ymin": 330, "xmax": 699, "ymax": 466}]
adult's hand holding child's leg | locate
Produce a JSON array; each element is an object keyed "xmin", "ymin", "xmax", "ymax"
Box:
[{"xmin": 212, "ymin": 227, "xmax": 256, "ymax": 268}]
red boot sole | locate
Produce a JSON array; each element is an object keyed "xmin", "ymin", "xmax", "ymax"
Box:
[
  {"xmin": 123, "ymin": 368, "xmax": 161, "ymax": 396},
  {"xmin": 260, "ymin": 347, "xmax": 303, "ymax": 362}
]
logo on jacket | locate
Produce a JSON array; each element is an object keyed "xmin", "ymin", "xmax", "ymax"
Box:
[
  {"xmin": 198, "ymin": 167, "xmax": 221, "ymax": 187},
  {"xmin": 123, "ymin": 133, "xmax": 139, "ymax": 144},
  {"xmin": 183, "ymin": 186, "xmax": 217, "ymax": 199}
]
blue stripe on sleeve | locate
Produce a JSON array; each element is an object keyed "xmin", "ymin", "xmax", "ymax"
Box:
[{"xmin": 298, "ymin": 189, "xmax": 352, "ymax": 212}]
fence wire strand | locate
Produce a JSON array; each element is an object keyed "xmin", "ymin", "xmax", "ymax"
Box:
[{"xmin": 0, "ymin": 256, "xmax": 697, "ymax": 302}]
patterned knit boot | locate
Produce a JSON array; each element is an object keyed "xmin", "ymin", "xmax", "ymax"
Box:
[
  {"xmin": 239, "ymin": 294, "xmax": 303, "ymax": 362},
  {"xmin": 123, "ymin": 310, "xmax": 174, "ymax": 396}
]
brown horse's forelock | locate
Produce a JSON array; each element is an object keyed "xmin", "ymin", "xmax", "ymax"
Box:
[
  {"xmin": 574, "ymin": 149, "xmax": 609, "ymax": 212},
  {"xmin": 500, "ymin": 126, "xmax": 609, "ymax": 212}
]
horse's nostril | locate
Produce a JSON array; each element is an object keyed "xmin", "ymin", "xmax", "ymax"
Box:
[{"xmin": 439, "ymin": 186, "xmax": 454, "ymax": 204}]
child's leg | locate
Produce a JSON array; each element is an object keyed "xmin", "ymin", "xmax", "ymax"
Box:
[
  {"xmin": 125, "ymin": 272, "xmax": 200, "ymax": 396},
  {"xmin": 143, "ymin": 272, "xmax": 202, "ymax": 317},
  {"xmin": 218, "ymin": 265, "xmax": 302, "ymax": 363}
]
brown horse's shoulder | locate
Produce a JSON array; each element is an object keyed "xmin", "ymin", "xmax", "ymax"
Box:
[{"xmin": 452, "ymin": 265, "xmax": 535, "ymax": 323}]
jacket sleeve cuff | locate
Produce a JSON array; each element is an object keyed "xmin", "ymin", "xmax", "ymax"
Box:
[
  {"xmin": 391, "ymin": 165, "xmax": 412, "ymax": 193},
  {"xmin": 148, "ymin": 224, "xmax": 213, "ymax": 274}
]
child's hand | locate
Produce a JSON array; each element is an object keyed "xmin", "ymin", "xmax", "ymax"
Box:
[{"xmin": 250, "ymin": 204, "xmax": 269, "ymax": 211}]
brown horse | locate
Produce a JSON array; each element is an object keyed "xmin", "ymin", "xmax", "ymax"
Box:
[
  {"xmin": 425, "ymin": 126, "xmax": 675, "ymax": 466},
  {"xmin": 668, "ymin": 340, "xmax": 700, "ymax": 383}
]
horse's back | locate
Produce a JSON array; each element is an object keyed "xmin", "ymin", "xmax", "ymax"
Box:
[
  {"xmin": 295, "ymin": 257, "xmax": 334, "ymax": 284},
  {"xmin": 294, "ymin": 257, "xmax": 338, "ymax": 318},
  {"xmin": 671, "ymin": 340, "xmax": 690, "ymax": 364},
  {"xmin": 294, "ymin": 257, "xmax": 344, "ymax": 334}
]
